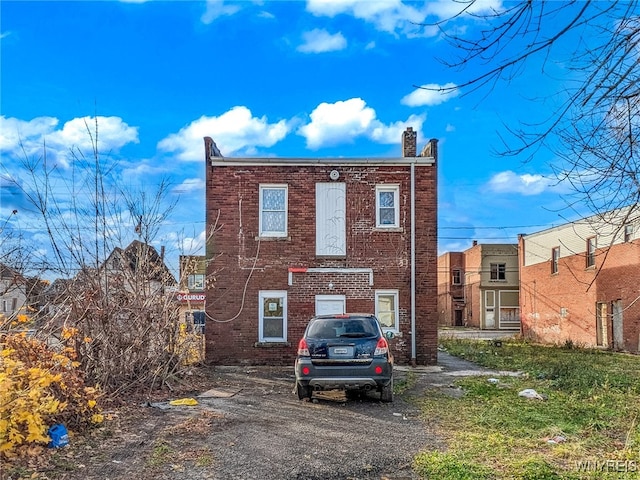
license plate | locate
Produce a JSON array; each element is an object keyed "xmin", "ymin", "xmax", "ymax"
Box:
[{"xmin": 330, "ymin": 346, "xmax": 354, "ymax": 357}]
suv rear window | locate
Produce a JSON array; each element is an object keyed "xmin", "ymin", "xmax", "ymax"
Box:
[{"xmin": 307, "ymin": 317, "xmax": 378, "ymax": 339}]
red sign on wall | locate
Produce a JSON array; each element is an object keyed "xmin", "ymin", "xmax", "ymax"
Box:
[{"xmin": 176, "ymin": 293, "xmax": 206, "ymax": 303}]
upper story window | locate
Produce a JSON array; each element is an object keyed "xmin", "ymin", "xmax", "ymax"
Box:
[
  {"xmin": 586, "ymin": 236, "xmax": 596, "ymax": 268},
  {"xmin": 490, "ymin": 263, "xmax": 506, "ymax": 281},
  {"xmin": 376, "ymin": 185, "xmax": 399, "ymax": 228},
  {"xmin": 551, "ymin": 247, "xmax": 560, "ymax": 274},
  {"xmin": 259, "ymin": 185, "xmax": 288, "ymax": 237},
  {"xmin": 188, "ymin": 274, "xmax": 205, "ymax": 291},
  {"xmin": 452, "ymin": 269, "xmax": 462, "ymax": 285},
  {"xmin": 624, "ymin": 224, "xmax": 634, "ymax": 242}
]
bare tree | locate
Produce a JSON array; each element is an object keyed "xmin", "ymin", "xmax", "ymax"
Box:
[
  {"xmin": 429, "ymin": 0, "xmax": 640, "ymax": 221},
  {"xmin": 7, "ymin": 118, "xmax": 187, "ymax": 395}
]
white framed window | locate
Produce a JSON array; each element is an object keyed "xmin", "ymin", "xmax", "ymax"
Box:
[
  {"xmin": 188, "ymin": 274, "xmax": 205, "ymax": 291},
  {"xmin": 375, "ymin": 185, "xmax": 399, "ymax": 228},
  {"xmin": 259, "ymin": 290, "xmax": 287, "ymax": 342},
  {"xmin": 586, "ymin": 236, "xmax": 596, "ymax": 268},
  {"xmin": 551, "ymin": 247, "xmax": 559, "ymax": 274},
  {"xmin": 259, "ymin": 185, "xmax": 288, "ymax": 237},
  {"xmin": 452, "ymin": 269, "xmax": 462, "ymax": 285},
  {"xmin": 624, "ymin": 224, "xmax": 634, "ymax": 242},
  {"xmin": 375, "ymin": 290, "xmax": 399, "ymax": 331}
]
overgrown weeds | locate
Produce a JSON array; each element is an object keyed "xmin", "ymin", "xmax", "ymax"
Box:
[{"xmin": 414, "ymin": 338, "xmax": 640, "ymax": 479}]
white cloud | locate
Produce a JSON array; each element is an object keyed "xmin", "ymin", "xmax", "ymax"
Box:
[
  {"xmin": 0, "ymin": 31, "xmax": 11, "ymax": 39},
  {"xmin": 364, "ymin": 41, "xmax": 376, "ymax": 50},
  {"xmin": 401, "ymin": 83, "xmax": 459, "ymax": 107},
  {"xmin": 173, "ymin": 178, "xmax": 205, "ymax": 194},
  {"xmin": 298, "ymin": 97, "xmax": 425, "ymax": 149},
  {"xmin": 157, "ymin": 106, "xmax": 290, "ymax": 160},
  {"xmin": 0, "ymin": 116, "xmax": 59, "ymax": 151},
  {"xmin": 201, "ymin": 0, "xmax": 241, "ymax": 24},
  {"xmin": 306, "ymin": 0, "xmax": 432, "ymax": 36},
  {"xmin": 425, "ymin": 0, "xmax": 504, "ymax": 21},
  {"xmin": 297, "ymin": 29, "xmax": 347, "ymax": 53},
  {"xmin": 445, "ymin": 124, "xmax": 455, "ymax": 132},
  {"xmin": 0, "ymin": 115, "xmax": 138, "ymax": 168},
  {"xmin": 487, "ymin": 171, "xmax": 550, "ymax": 196}
]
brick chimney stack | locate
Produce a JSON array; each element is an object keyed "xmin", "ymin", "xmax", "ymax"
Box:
[{"xmin": 402, "ymin": 127, "xmax": 417, "ymax": 157}]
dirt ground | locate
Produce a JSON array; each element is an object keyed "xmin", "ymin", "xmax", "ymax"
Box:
[{"xmin": 2, "ymin": 351, "xmax": 512, "ymax": 480}]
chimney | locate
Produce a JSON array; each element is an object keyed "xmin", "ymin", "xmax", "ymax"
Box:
[
  {"xmin": 402, "ymin": 127, "xmax": 417, "ymax": 157},
  {"xmin": 203, "ymin": 136, "xmax": 223, "ymax": 160},
  {"xmin": 420, "ymin": 138, "xmax": 438, "ymax": 160}
]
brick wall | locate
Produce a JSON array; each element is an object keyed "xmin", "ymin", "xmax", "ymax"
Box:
[
  {"xmin": 205, "ymin": 158, "xmax": 438, "ymax": 365},
  {"xmin": 520, "ymin": 236, "xmax": 640, "ymax": 352}
]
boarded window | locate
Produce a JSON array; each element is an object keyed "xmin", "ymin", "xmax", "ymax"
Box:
[{"xmin": 316, "ymin": 183, "xmax": 346, "ymax": 256}]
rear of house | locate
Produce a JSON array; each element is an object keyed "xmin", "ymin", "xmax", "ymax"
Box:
[
  {"xmin": 203, "ymin": 128, "xmax": 438, "ymax": 365},
  {"xmin": 437, "ymin": 243, "xmax": 520, "ymax": 330},
  {"xmin": 519, "ymin": 208, "xmax": 640, "ymax": 352}
]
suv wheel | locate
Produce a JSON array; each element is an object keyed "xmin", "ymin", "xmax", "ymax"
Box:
[
  {"xmin": 296, "ymin": 382, "xmax": 311, "ymax": 400},
  {"xmin": 380, "ymin": 375, "xmax": 393, "ymax": 403}
]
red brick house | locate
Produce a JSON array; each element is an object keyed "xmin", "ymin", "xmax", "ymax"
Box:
[
  {"xmin": 203, "ymin": 127, "xmax": 438, "ymax": 365},
  {"xmin": 519, "ymin": 207, "xmax": 640, "ymax": 352}
]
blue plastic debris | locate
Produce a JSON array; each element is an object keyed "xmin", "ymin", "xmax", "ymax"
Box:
[{"xmin": 47, "ymin": 424, "xmax": 69, "ymax": 448}]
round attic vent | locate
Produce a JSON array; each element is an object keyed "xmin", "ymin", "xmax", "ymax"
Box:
[{"xmin": 329, "ymin": 169, "xmax": 340, "ymax": 181}]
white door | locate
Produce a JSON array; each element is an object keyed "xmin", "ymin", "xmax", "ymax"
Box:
[
  {"xmin": 484, "ymin": 290, "xmax": 496, "ymax": 329},
  {"xmin": 315, "ymin": 295, "xmax": 346, "ymax": 316}
]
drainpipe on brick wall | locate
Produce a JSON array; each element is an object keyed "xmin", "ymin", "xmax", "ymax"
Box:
[{"xmin": 410, "ymin": 161, "xmax": 417, "ymax": 365}]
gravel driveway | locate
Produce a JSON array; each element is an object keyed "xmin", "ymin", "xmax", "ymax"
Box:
[{"xmin": 51, "ymin": 352, "xmax": 510, "ymax": 480}]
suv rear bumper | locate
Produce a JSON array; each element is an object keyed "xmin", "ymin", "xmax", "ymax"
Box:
[{"xmin": 295, "ymin": 358, "xmax": 392, "ymax": 391}]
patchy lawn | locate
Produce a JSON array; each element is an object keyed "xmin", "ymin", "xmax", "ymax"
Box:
[{"xmin": 414, "ymin": 338, "xmax": 640, "ymax": 479}]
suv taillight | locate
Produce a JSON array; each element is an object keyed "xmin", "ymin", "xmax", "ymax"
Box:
[
  {"xmin": 297, "ymin": 338, "xmax": 310, "ymax": 357},
  {"xmin": 374, "ymin": 337, "xmax": 389, "ymax": 356}
]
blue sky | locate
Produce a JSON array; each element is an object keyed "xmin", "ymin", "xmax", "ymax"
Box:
[{"xmin": 1, "ymin": 0, "xmax": 577, "ymax": 276}]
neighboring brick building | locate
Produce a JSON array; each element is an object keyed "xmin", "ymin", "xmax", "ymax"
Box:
[
  {"xmin": 437, "ymin": 242, "xmax": 520, "ymax": 330},
  {"xmin": 519, "ymin": 207, "xmax": 640, "ymax": 352},
  {"xmin": 204, "ymin": 127, "xmax": 438, "ymax": 365}
]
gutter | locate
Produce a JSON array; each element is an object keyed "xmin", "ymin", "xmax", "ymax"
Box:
[{"xmin": 411, "ymin": 161, "xmax": 417, "ymax": 365}]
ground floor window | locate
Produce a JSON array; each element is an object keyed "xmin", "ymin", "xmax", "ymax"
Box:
[
  {"xmin": 498, "ymin": 291, "xmax": 520, "ymax": 329},
  {"xmin": 259, "ymin": 291, "xmax": 287, "ymax": 342},
  {"xmin": 375, "ymin": 290, "xmax": 399, "ymax": 332}
]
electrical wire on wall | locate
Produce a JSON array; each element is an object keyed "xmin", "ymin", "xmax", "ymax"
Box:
[{"xmin": 205, "ymin": 236, "xmax": 261, "ymax": 324}]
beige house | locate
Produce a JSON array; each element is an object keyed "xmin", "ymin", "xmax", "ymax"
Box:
[{"xmin": 438, "ymin": 242, "xmax": 520, "ymax": 330}]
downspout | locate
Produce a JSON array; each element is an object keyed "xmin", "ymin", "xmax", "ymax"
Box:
[{"xmin": 411, "ymin": 161, "xmax": 417, "ymax": 365}]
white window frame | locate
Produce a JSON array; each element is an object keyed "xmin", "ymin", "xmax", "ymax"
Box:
[
  {"xmin": 624, "ymin": 224, "xmax": 634, "ymax": 242},
  {"xmin": 551, "ymin": 247, "xmax": 559, "ymax": 274},
  {"xmin": 375, "ymin": 185, "xmax": 399, "ymax": 228},
  {"xmin": 452, "ymin": 269, "xmax": 462, "ymax": 285},
  {"xmin": 258, "ymin": 290, "xmax": 287, "ymax": 342},
  {"xmin": 259, "ymin": 184, "xmax": 288, "ymax": 238},
  {"xmin": 586, "ymin": 236, "xmax": 596, "ymax": 268},
  {"xmin": 188, "ymin": 273, "xmax": 205, "ymax": 291},
  {"xmin": 375, "ymin": 290, "xmax": 399, "ymax": 332}
]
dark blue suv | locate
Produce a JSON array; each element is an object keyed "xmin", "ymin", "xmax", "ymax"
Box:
[{"xmin": 294, "ymin": 313, "xmax": 394, "ymax": 402}]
